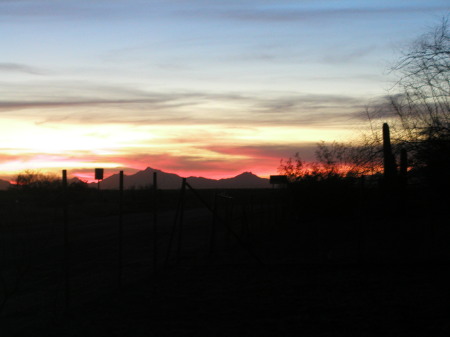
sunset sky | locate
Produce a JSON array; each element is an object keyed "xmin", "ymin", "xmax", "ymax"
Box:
[{"xmin": 0, "ymin": 1, "xmax": 448, "ymax": 181}]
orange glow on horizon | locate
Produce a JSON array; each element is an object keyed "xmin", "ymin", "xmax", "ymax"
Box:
[
  {"xmin": 0, "ymin": 118, "xmax": 356, "ymax": 182},
  {"xmin": 0, "ymin": 158, "xmax": 275, "ymax": 181},
  {"xmin": 71, "ymin": 165, "xmax": 274, "ymax": 183}
]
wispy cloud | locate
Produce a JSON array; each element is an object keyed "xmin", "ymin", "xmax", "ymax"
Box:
[
  {"xmin": 0, "ymin": 85, "xmax": 368, "ymax": 128},
  {"xmin": 0, "ymin": 1, "xmax": 129, "ymax": 21},
  {"xmin": 4, "ymin": 1, "xmax": 446, "ymax": 24},
  {"xmin": 321, "ymin": 46, "xmax": 378, "ymax": 64},
  {"xmin": 0, "ymin": 142, "xmax": 338, "ymax": 182},
  {"xmin": 0, "ymin": 63, "xmax": 42, "ymax": 75},
  {"xmin": 176, "ymin": 5, "xmax": 450, "ymax": 23},
  {"xmin": 95, "ymin": 151, "xmax": 284, "ymax": 178},
  {"xmin": 247, "ymin": 93, "xmax": 368, "ymax": 127},
  {"xmin": 202, "ymin": 143, "xmax": 318, "ymax": 161}
]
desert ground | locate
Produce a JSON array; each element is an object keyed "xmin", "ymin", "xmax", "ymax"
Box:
[{"xmin": 1, "ymin": 187, "xmax": 449, "ymax": 336}]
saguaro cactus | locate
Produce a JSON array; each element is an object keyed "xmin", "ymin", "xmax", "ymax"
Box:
[{"xmin": 382, "ymin": 123, "xmax": 397, "ymax": 185}]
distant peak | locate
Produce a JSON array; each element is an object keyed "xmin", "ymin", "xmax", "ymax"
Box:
[
  {"xmin": 236, "ymin": 171, "xmax": 255, "ymax": 177},
  {"xmin": 144, "ymin": 167, "xmax": 161, "ymax": 172}
]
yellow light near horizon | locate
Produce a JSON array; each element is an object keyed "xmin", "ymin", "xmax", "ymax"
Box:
[
  {"xmin": 0, "ymin": 116, "xmax": 355, "ymax": 180},
  {"xmin": 1, "ymin": 117, "xmax": 350, "ymax": 154},
  {"xmin": 0, "ymin": 159, "xmax": 120, "ymax": 175},
  {"xmin": 224, "ymin": 125, "xmax": 351, "ymax": 143},
  {"xmin": 0, "ymin": 118, "xmax": 157, "ymax": 154}
]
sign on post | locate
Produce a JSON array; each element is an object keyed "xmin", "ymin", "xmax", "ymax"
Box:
[
  {"xmin": 95, "ymin": 168, "xmax": 104, "ymax": 180},
  {"xmin": 95, "ymin": 168, "xmax": 104, "ymax": 190}
]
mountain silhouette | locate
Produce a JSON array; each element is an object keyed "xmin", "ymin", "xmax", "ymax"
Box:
[
  {"xmin": 93, "ymin": 167, "xmax": 270, "ymax": 190},
  {"xmin": 0, "ymin": 179, "xmax": 11, "ymax": 190}
]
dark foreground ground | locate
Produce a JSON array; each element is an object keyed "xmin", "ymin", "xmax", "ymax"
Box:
[
  {"xmin": 1, "ymin": 187, "xmax": 450, "ymax": 336},
  {"xmin": 2, "ymin": 216, "xmax": 450, "ymax": 337},
  {"xmin": 2, "ymin": 262, "xmax": 449, "ymax": 336}
]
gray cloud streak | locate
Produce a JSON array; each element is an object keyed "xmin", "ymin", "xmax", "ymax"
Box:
[
  {"xmin": 3, "ymin": 1, "xmax": 447, "ymax": 23},
  {"xmin": 202, "ymin": 143, "xmax": 318, "ymax": 161},
  {"xmin": 0, "ymin": 63, "xmax": 42, "ymax": 75},
  {"xmin": 0, "ymin": 85, "xmax": 371, "ymax": 128},
  {"xmin": 176, "ymin": 5, "xmax": 450, "ymax": 23},
  {"xmin": 0, "ymin": 1, "xmax": 129, "ymax": 21}
]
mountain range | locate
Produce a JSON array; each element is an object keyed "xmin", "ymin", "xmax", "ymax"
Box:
[
  {"xmin": 92, "ymin": 167, "xmax": 270, "ymax": 190},
  {"xmin": 0, "ymin": 179, "xmax": 10, "ymax": 190}
]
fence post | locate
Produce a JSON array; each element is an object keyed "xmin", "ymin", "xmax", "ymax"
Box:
[
  {"xmin": 62, "ymin": 169, "xmax": 70, "ymax": 312},
  {"xmin": 165, "ymin": 178, "xmax": 186, "ymax": 266},
  {"xmin": 152, "ymin": 172, "xmax": 158, "ymax": 274},
  {"xmin": 118, "ymin": 171, "xmax": 124, "ymax": 289}
]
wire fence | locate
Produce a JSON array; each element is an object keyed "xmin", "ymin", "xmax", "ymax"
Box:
[
  {"xmin": 1, "ymin": 170, "xmax": 449, "ymax": 318},
  {"xmin": 0, "ymin": 171, "xmax": 289, "ymax": 317}
]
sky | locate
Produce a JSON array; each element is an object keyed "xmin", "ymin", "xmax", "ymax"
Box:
[{"xmin": 0, "ymin": 0, "xmax": 448, "ymax": 181}]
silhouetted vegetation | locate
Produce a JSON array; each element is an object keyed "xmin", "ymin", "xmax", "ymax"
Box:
[
  {"xmin": 281, "ymin": 16, "xmax": 450, "ymax": 198},
  {"xmin": 365, "ymin": 16, "xmax": 450, "ymax": 188}
]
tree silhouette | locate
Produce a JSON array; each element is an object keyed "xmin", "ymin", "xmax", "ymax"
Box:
[
  {"xmin": 364, "ymin": 16, "xmax": 450, "ymax": 186},
  {"xmin": 15, "ymin": 170, "xmax": 60, "ymax": 190}
]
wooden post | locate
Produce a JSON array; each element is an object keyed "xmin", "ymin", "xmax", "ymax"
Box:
[
  {"xmin": 383, "ymin": 123, "xmax": 397, "ymax": 185},
  {"xmin": 152, "ymin": 172, "xmax": 158, "ymax": 274},
  {"xmin": 62, "ymin": 170, "xmax": 70, "ymax": 312},
  {"xmin": 165, "ymin": 178, "xmax": 186, "ymax": 266},
  {"xmin": 118, "ymin": 171, "xmax": 124, "ymax": 289}
]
